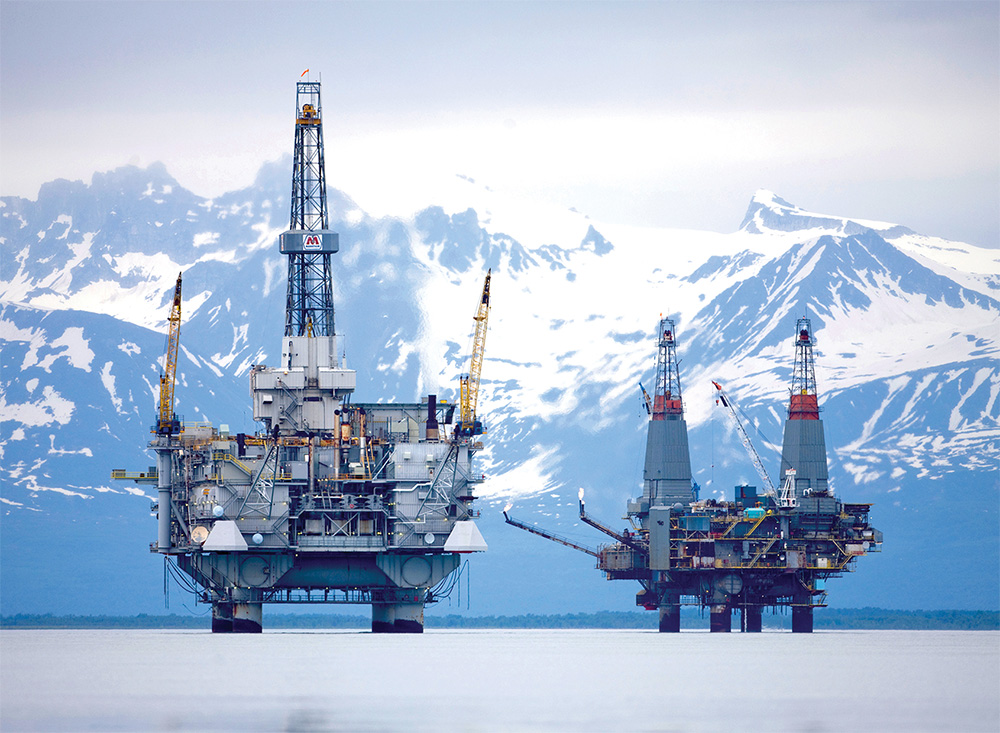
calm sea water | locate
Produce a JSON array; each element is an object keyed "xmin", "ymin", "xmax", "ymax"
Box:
[{"xmin": 1, "ymin": 629, "xmax": 997, "ymax": 732}]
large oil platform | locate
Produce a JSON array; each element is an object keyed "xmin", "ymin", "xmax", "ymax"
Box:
[
  {"xmin": 506, "ymin": 317, "xmax": 882, "ymax": 632},
  {"xmin": 116, "ymin": 79, "xmax": 489, "ymax": 633}
]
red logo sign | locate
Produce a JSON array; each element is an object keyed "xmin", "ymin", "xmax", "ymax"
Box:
[{"xmin": 303, "ymin": 235, "xmax": 321, "ymax": 250}]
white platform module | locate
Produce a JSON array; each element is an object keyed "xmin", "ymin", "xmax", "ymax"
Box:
[
  {"xmin": 203, "ymin": 520, "xmax": 249, "ymax": 551},
  {"xmin": 443, "ymin": 521, "xmax": 488, "ymax": 552}
]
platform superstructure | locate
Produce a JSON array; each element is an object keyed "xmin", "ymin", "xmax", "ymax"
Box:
[
  {"xmin": 117, "ymin": 79, "xmax": 488, "ymax": 633},
  {"xmin": 506, "ymin": 317, "xmax": 881, "ymax": 632}
]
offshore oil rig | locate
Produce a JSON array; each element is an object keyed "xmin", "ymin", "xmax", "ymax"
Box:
[
  {"xmin": 116, "ymin": 79, "xmax": 489, "ymax": 633},
  {"xmin": 506, "ymin": 317, "xmax": 882, "ymax": 632}
]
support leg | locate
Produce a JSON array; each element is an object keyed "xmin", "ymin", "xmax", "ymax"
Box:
[
  {"xmin": 373, "ymin": 602, "xmax": 424, "ymax": 633},
  {"xmin": 211, "ymin": 602, "xmax": 234, "ymax": 633},
  {"xmin": 392, "ymin": 603, "xmax": 424, "ymax": 633},
  {"xmin": 658, "ymin": 594, "xmax": 681, "ymax": 633},
  {"xmin": 792, "ymin": 605, "xmax": 814, "ymax": 633},
  {"xmin": 710, "ymin": 605, "xmax": 732, "ymax": 633},
  {"xmin": 232, "ymin": 602, "xmax": 263, "ymax": 633},
  {"xmin": 742, "ymin": 606, "xmax": 763, "ymax": 633},
  {"xmin": 371, "ymin": 604, "xmax": 395, "ymax": 634}
]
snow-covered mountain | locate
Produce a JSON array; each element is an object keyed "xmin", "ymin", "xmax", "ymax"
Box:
[{"xmin": 2, "ymin": 163, "xmax": 997, "ymax": 616}]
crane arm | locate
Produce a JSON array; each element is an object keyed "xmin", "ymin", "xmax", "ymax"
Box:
[
  {"xmin": 457, "ymin": 269, "xmax": 491, "ymax": 437},
  {"xmin": 503, "ymin": 508, "xmax": 599, "ymax": 558},
  {"xmin": 157, "ymin": 273, "xmax": 182, "ymax": 435},
  {"xmin": 711, "ymin": 380, "xmax": 776, "ymax": 498},
  {"xmin": 578, "ymin": 489, "xmax": 647, "ymax": 554},
  {"xmin": 639, "ymin": 382, "xmax": 652, "ymax": 415}
]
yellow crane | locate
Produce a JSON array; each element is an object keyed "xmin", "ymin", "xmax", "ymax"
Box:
[
  {"xmin": 639, "ymin": 382, "xmax": 653, "ymax": 415},
  {"xmin": 156, "ymin": 273, "xmax": 182, "ymax": 435},
  {"xmin": 456, "ymin": 269, "xmax": 491, "ymax": 438}
]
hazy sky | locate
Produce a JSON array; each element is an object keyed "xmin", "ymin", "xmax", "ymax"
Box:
[{"xmin": 2, "ymin": 1, "xmax": 997, "ymax": 247}]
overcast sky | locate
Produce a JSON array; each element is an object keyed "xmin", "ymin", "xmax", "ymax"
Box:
[{"xmin": 2, "ymin": 1, "xmax": 997, "ymax": 247}]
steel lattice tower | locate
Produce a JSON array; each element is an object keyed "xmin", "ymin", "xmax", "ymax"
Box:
[
  {"xmin": 641, "ymin": 316, "xmax": 693, "ymax": 506},
  {"xmin": 779, "ymin": 315, "xmax": 829, "ymax": 502},
  {"xmin": 652, "ymin": 316, "xmax": 683, "ymax": 419},
  {"xmin": 284, "ymin": 81, "xmax": 336, "ymax": 338},
  {"xmin": 788, "ymin": 317, "xmax": 819, "ymax": 419}
]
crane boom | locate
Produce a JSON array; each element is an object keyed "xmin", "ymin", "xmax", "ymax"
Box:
[
  {"xmin": 503, "ymin": 508, "xmax": 599, "ymax": 558},
  {"xmin": 578, "ymin": 489, "xmax": 646, "ymax": 553},
  {"xmin": 711, "ymin": 380, "xmax": 777, "ymax": 499},
  {"xmin": 457, "ymin": 269, "xmax": 491, "ymax": 437},
  {"xmin": 157, "ymin": 273, "xmax": 182, "ymax": 435},
  {"xmin": 639, "ymin": 382, "xmax": 652, "ymax": 415}
]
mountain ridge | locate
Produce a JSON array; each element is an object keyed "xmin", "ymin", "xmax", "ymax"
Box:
[{"xmin": 1, "ymin": 161, "xmax": 996, "ymax": 615}]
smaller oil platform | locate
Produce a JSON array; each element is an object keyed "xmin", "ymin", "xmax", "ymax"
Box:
[{"xmin": 506, "ymin": 317, "xmax": 882, "ymax": 632}]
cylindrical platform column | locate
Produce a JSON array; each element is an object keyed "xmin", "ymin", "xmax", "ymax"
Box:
[
  {"xmin": 709, "ymin": 605, "xmax": 731, "ymax": 633},
  {"xmin": 212, "ymin": 602, "xmax": 234, "ymax": 633},
  {"xmin": 658, "ymin": 593, "xmax": 681, "ymax": 633},
  {"xmin": 371, "ymin": 604, "xmax": 395, "ymax": 634},
  {"xmin": 392, "ymin": 603, "xmax": 424, "ymax": 633},
  {"xmin": 792, "ymin": 605, "xmax": 814, "ymax": 633},
  {"xmin": 156, "ymin": 449, "xmax": 172, "ymax": 552},
  {"xmin": 157, "ymin": 488, "xmax": 172, "ymax": 551},
  {"xmin": 232, "ymin": 602, "xmax": 263, "ymax": 633},
  {"xmin": 372, "ymin": 603, "xmax": 424, "ymax": 633},
  {"xmin": 742, "ymin": 606, "xmax": 763, "ymax": 633}
]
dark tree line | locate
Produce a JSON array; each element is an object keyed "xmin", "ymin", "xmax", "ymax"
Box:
[{"xmin": 3, "ymin": 609, "xmax": 997, "ymax": 631}]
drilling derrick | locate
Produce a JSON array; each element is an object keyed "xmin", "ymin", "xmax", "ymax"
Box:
[
  {"xmin": 256, "ymin": 80, "xmax": 351, "ymax": 442},
  {"xmin": 506, "ymin": 315, "xmax": 881, "ymax": 633},
  {"xmin": 642, "ymin": 317, "xmax": 695, "ymax": 506},
  {"xmin": 652, "ymin": 318, "xmax": 682, "ymax": 419},
  {"xmin": 284, "ymin": 83, "xmax": 335, "ymax": 340},
  {"xmin": 789, "ymin": 319, "xmax": 818, "ymax": 418},
  {"xmin": 119, "ymin": 78, "xmax": 488, "ymax": 634},
  {"xmin": 779, "ymin": 318, "xmax": 829, "ymax": 502}
]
